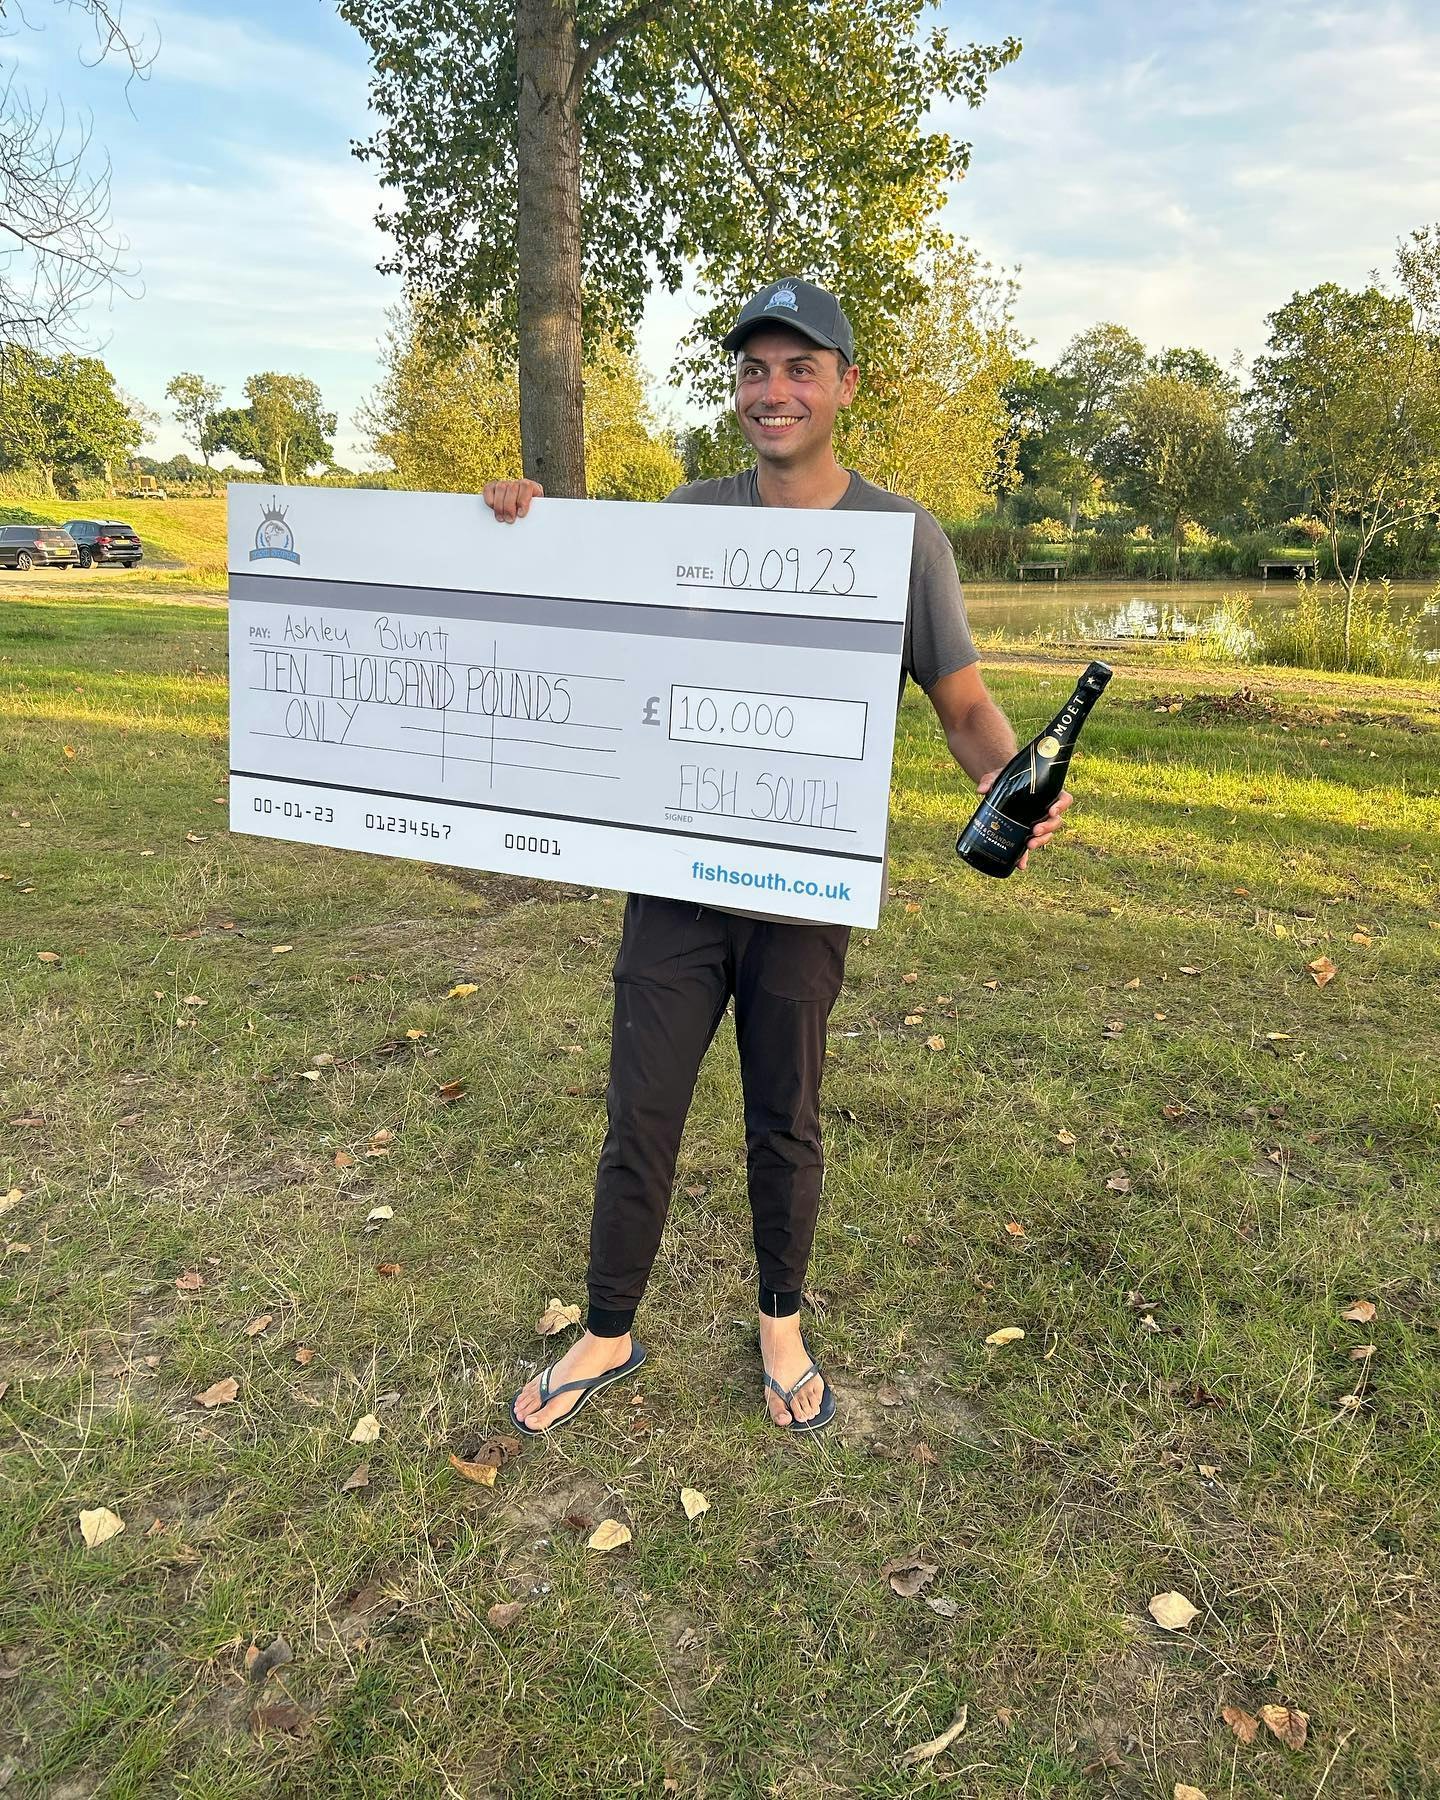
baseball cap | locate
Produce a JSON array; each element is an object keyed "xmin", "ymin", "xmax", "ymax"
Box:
[{"xmin": 721, "ymin": 277, "xmax": 856, "ymax": 365}]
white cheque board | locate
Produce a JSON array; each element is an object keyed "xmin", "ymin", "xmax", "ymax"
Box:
[{"xmin": 227, "ymin": 485, "xmax": 913, "ymax": 927}]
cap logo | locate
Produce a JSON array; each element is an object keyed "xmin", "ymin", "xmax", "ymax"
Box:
[{"xmin": 763, "ymin": 280, "xmax": 799, "ymax": 314}]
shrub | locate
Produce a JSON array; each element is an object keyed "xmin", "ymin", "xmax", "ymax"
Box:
[
  {"xmin": 1247, "ymin": 579, "xmax": 1434, "ymax": 678},
  {"xmin": 947, "ymin": 522, "xmax": 1033, "ymax": 579}
]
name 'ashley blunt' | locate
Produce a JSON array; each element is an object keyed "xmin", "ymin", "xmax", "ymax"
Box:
[{"xmin": 955, "ymin": 661, "xmax": 1113, "ymax": 878}]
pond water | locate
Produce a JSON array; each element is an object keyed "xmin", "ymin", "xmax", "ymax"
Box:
[{"xmin": 961, "ymin": 578, "xmax": 1440, "ymax": 655}]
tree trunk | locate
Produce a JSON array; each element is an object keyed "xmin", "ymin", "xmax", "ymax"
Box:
[
  {"xmin": 1067, "ymin": 496, "xmax": 1079, "ymax": 533},
  {"xmin": 516, "ymin": 0, "xmax": 587, "ymax": 496},
  {"xmin": 1172, "ymin": 513, "xmax": 1183, "ymax": 579}
]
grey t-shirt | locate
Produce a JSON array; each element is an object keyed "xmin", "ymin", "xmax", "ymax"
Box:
[
  {"xmin": 664, "ymin": 467, "xmax": 978, "ymax": 696},
  {"xmin": 662, "ymin": 467, "xmax": 978, "ymax": 921}
]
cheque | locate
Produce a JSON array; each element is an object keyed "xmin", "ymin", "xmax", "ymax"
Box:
[{"xmin": 227, "ymin": 484, "xmax": 915, "ymax": 927}]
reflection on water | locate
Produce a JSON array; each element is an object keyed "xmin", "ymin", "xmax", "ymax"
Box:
[{"xmin": 963, "ymin": 579, "xmax": 1440, "ymax": 654}]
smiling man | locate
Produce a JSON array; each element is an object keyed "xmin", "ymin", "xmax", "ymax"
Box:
[{"xmin": 486, "ymin": 277, "xmax": 1071, "ymax": 1435}]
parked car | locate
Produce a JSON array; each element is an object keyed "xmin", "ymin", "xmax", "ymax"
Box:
[
  {"xmin": 0, "ymin": 524, "xmax": 80, "ymax": 571},
  {"xmin": 61, "ymin": 520, "xmax": 145, "ymax": 569}
]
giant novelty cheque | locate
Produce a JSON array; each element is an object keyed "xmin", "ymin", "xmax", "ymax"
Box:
[{"xmin": 228, "ymin": 485, "xmax": 914, "ymax": 927}]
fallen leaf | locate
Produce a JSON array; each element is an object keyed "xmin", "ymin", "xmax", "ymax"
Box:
[
  {"xmin": 903, "ymin": 1013, "xmax": 924, "ymax": 1026},
  {"xmin": 982, "ymin": 978, "xmax": 1000, "ymax": 990},
  {"xmin": 1307, "ymin": 955, "xmax": 1337, "ymax": 988},
  {"xmin": 250, "ymin": 1703, "xmax": 308, "ymax": 1735},
  {"xmin": 0, "ymin": 1190, "xmax": 24, "ymax": 1216},
  {"xmin": 365, "ymin": 1205, "xmax": 394, "ymax": 1223},
  {"xmin": 680, "ymin": 1487, "xmax": 710, "ymax": 1520},
  {"xmin": 1004, "ymin": 1220, "xmax": 1026, "ymax": 1238},
  {"xmin": 1349, "ymin": 1343, "xmax": 1376, "ymax": 1361},
  {"xmin": 449, "ymin": 1451, "xmax": 498, "ymax": 1487},
  {"xmin": 901, "ymin": 971, "xmax": 918, "ymax": 984},
  {"xmin": 0, "ymin": 1381, "xmax": 8, "ymax": 1401},
  {"xmin": 1056, "ymin": 1128, "xmax": 1076, "ymax": 1148},
  {"xmin": 341, "ymin": 1463, "xmax": 370, "ymax": 1492},
  {"xmin": 535, "ymin": 1297, "xmax": 583, "ymax": 1335},
  {"xmin": 437, "ymin": 1079, "xmax": 467, "ymax": 1102},
  {"xmin": 115, "ymin": 1112, "xmax": 143, "ymax": 1128},
  {"xmin": 245, "ymin": 1637, "xmax": 293, "ymax": 1682},
  {"xmin": 405, "ymin": 1028, "xmax": 427, "ymax": 1040},
  {"xmin": 62, "ymin": 744, "xmax": 75, "ymax": 758},
  {"xmin": 486, "ymin": 1600, "xmax": 523, "ymax": 1630},
  {"xmin": 78, "ymin": 1506, "xmax": 125, "ymax": 1548},
  {"xmin": 1259, "ymin": 1703, "xmax": 1309, "ymax": 1751},
  {"xmin": 375, "ymin": 1262, "xmax": 402, "ymax": 1278},
  {"xmin": 1174, "ymin": 1786, "xmax": 1209, "ymax": 1800},
  {"xmin": 900, "ymin": 1705, "xmax": 968, "ymax": 1768},
  {"xmin": 370, "ymin": 1128, "xmax": 394, "ymax": 1146},
  {"xmin": 911, "ymin": 1441, "xmax": 939, "ymax": 1466},
  {"xmin": 175, "ymin": 1269, "xmax": 205, "ymax": 1293},
  {"xmin": 1101, "ymin": 1019, "xmax": 1125, "ymax": 1039},
  {"xmin": 334, "ymin": 1150, "xmax": 355, "ymax": 1168},
  {"xmin": 904, "ymin": 901, "xmax": 922, "ymax": 914},
  {"xmin": 349, "ymin": 1413, "xmax": 381, "ymax": 1444},
  {"xmin": 299, "ymin": 1070, "xmax": 321, "ymax": 1082},
  {"xmin": 194, "ymin": 1376, "xmax": 239, "ymax": 1409},
  {"xmin": 588, "ymin": 1518, "xmax": 632, "ymax": 1551},
  {"xmin": 447, "ymin": 983, "xmax": 478, "ymax": 998},
  {"xmin": 925, "ymin": 1595, "xmax": 961, "ymax": 1618},
  {"xmin": 37, "ymin": 950, "xmax": 61, "ymax": 964},
  {"xmin": 182, "ymin": 994, "xmax": 208, "ymax": 1008},
  {"xmin": 876, "ymin": 1383, "xmax": 906, "ymax": 1407},
  {"xmin": 1148, "ymin": 1590, "xmax": 1200, "ymax": 1631},
  {"xmin": 1105, "ymin": 1172, "xmax": 1132, "ymax": 1193},
  {"xmin": 1221, "ymin": 1705, "xmax": 1259, "ymax": 1744},
  {"xmin": 271, "ymin": 944, "xmax": 292, "ymax": 954},
  {"xmin": 1179, "ymin": 965, "xmax": 1201, "ymax": 976},
  {"xmin": 1341, "ymin": 1299, "xmax": 1377, "ymax": 1323},
  {"xmin": 883, "ymin": 1554, "xmax": 938, "ymax": 1598},
  {"xmin": 1161, "ymin": 1102, "xmax": 1186, "ymax": 1119},
  {"xmin": 924, "ymin": 1035, "xmax": 945, "ymax": 1051},
  {"xmin": 1124, "ymin": 976, "xmax": 1142, "ymax": 989},
  {"xmin": 985, "ymin": 1326, "xmax": 1025, "ymax": 1346},
  {"xmin": 683, "ymin": 1182, "xmax": 707, "ymax": 1198},
  {"xmin": 243, "ymin": 1314, "xmax": 273, "ymax": 1338},
  {"xmin": 294, "ymin": 1346, "xmax": 316, "ymax": 1365},
  {"xmin": 1351, "ymin": 931, "xmax": 1372, "ymax": 946}
]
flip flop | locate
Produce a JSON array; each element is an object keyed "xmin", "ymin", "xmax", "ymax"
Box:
[
  {"xmin": 764, "ymin": 1360, "xmax": 836, "ymax": 1434},
  {"xmin": 508, "ymin": 1341, "xmax": 647, "ymax": 1437}
]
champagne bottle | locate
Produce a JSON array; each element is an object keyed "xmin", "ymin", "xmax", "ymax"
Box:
[{"xmin": 955, "ymin": 661, "xmax": 1112, "ymax": 878}]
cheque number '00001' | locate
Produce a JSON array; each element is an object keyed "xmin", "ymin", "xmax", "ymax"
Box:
[{"xmin": 505, "ymin": 832, "xmax": 561, "ymax": 857}]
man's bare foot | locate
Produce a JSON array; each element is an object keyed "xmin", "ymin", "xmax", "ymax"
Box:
[
  {"xmin": 512, "ymin": 1329, "xmax": 634, "ymax": 1432},
  {"xmin": 759, "ymin": 1312, "xmax": 826, "ymax": 1427}
]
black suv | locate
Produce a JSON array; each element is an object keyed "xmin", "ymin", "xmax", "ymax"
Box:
[
  {"xmin": 62, "ymin": 519, "xmax": 144, "ymax": 569},
  {"xmin": 0, "ymin": 524, "xmax": 80, "ymax": 570}
]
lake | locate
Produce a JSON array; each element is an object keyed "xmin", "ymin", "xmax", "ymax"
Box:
[{"xmin": 961, "ymin": 577, "xmax": 1440, "ymax": 656}]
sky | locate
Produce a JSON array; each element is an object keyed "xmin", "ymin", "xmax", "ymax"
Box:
[{"xmin": 6, "ymin": 0, "xmax": 1440, "ymax": 465}]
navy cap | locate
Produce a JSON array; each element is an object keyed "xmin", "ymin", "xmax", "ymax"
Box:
[{"xmin": 721, "ymin": 277, "xmax": 856, "ymax": 365}]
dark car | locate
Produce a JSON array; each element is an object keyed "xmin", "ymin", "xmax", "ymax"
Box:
[
  {"xmin": 0, "ymin": 524, "xmax": 80, "ymax": 570},
  {"xmin": 61, "ymin": 519, "xmax": 144, "ymax": 569}
]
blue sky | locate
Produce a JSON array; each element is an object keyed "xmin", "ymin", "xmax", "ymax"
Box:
[{"xmin": 8, "ymin": 0, "xmax": 1440, "ymax": 463}]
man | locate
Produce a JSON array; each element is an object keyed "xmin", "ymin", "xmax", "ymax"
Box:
[{"xmin": 486, "ymin": 277, "xmax": 1071, "ymax": 1435}]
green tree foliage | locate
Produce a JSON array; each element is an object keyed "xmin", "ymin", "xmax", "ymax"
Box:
[
  {"xmin": 1102, "ymin": 372, "xmax": 1239, "ymax": 574},
  {"xmin": 0, "ymin": 344, "xmax": 141, "ymax": 494},
  {"xmin": 358, "ymin": 301, "xmax": 681, "ymax": 500},
  {"xmin": 1024, "ymin": 322, "xmax": 1147, "ymax": 528},
  {"xmin": 839, "ymin": 242, "xmax": 1023, "ymax": 521},
  {"xmin": 205, "ymin": 373, "xmax": 337, "ymax": 485},
  {"xmin": 1148, "ymin": 345, "xmax": 1235, "ymax": 393},
  {"xmin": 165, "ymin": 372, "xmax": 224, "ymax": 492},
  {"xmin": 337, "ymin": 0, "xmax": 1019, "ymax": 494},
  {"xmin": 1250, "ymin": 245, "xmax": 1440, "ymax": 651}
]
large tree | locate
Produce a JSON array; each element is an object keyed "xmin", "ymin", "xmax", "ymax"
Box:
[
  {"xmin": 358, "ymin": 299, "xmax": 681, "ymax": 500},
  {"xmin": 1103, "ymin": 372, "xmax": 1239, "ymax": 574},
  {"xmin": 165, "ymin": 371, "xmax": 224, "ymax": 493},
  {"xmin": 0, "ymin": 343, "xmax": 141, "ymax": 494},
  {"xmin": 337, "ymin": 0, "xmax": 1019, "ymax": 497},
  {"xmin": 1024, "ymin": 322, "xmax": 1147, "ymax": 529},
  {"xmin": 0, "ymin": 2, "xmax": 152, "ymax": 348},
  {"xmin": 1250, "ymin": 240, "xmax": 1440, "ymax": 656},
  {"xmin": 840, "ymin": 241, "xmax": 1022, "ymax": 520},
  {"xmin": 205, "ymin": 373, "xmax": 337, "ymax": 485}
]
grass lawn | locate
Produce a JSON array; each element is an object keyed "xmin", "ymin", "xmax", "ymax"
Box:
[{"xmin": 2, "ymin": 589, "xmax": 1438, "ymax": 1798}]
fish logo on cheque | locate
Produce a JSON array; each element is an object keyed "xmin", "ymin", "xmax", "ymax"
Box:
[{"xmin": 249, "ymin": 500, "xmax": 299, "ymax": 565}]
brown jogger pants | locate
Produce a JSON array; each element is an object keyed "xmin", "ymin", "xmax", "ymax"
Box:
[{"xmin": 585, "ymin": 895, "xmax": 851, "ymax": 1334}]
